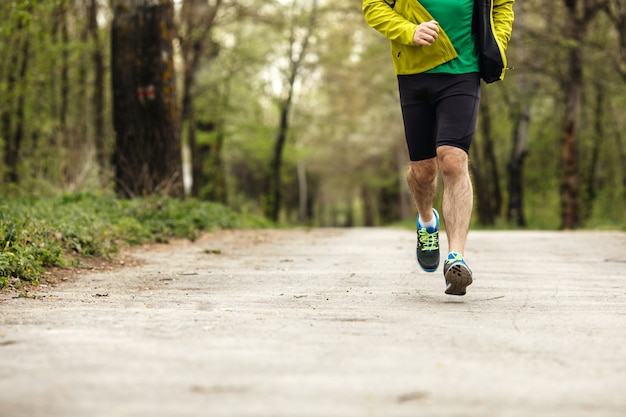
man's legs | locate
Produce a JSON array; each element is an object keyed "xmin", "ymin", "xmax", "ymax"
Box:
[
  {"xmin": 437, "ymin": 145, "xmax": 473, "ymax": 255},
  {"xmin": 406, "ymin": 158, "xmax": 438, "ymax": 223},
  {"xmin": 407, "ymin": 145, "xmax": 474, "ymax": 295},
  {"xmin": 438, "ymin": 145, "xmax": 474, "ymax": 295},
  {"xmin": 400, "ymin": 72, "xmax": 479, "ymax": 294},
  {"xmin": 407, "ymin": 158, "xmax": 440, "ymax": 271},
  {"xmin": 407, "ymin": 147, "xmax": 472, "ymax": 254}
]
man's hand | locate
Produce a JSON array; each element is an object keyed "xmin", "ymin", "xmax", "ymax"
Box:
[{"xmin": 413, "ymin": 20, "xmax": 439, "ymax": 46}]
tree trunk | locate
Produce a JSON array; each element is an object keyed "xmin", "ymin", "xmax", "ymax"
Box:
[
  {"xmin": 507, "ymin": 102, "xmax": 530, "ymax": 227},
  {"xmin": 609, "ymin": 100, "xmax": 626, "ymax": 197},
  {"xmin": 3, "ymin": 17, "xmax": 30, "ymax": 185},
  {"xmin": 1, "ymin": 43, "xmax": 17, "ymax": 183},
  {"xmin": 195, "ymin": 119, "xmax": 227, "ymax": 202},
  {"xmin": 59, "ymin": 0, "xmax": 69, "ymax": 130},
  {"xmin": 471, "ymin": 88, "xmax": 501, "ymax": 226},
  {"xmin": 11, "ymin": 38, "xmax": 30, "ymax": 185},
  {"xmin": 560, "ymin": 43, "xmax": 583, "ymax": 229},
  {"xmin": 560, "ymin": 4, "xmax": 584, "ymax": 229},
  {"xmin": 506, "ymin": 1, "xmax": 530, "ymax": 227},
  {"xmin": 209, "ymin": 123, "xmax": 227, "ymax": 202},
  {"xmin": 266, "ymin": 0, "xmax": 318, "ymax": 221},
  {"xmin": 581, "ymin": 80, "xmax": 604, "ymax": 221},
  {"xmin": 58, "ymin": 0, "xmax": 73, "ymax": 187},
  {"xmin": 5, "ymin": 38, "xmax": 30, "ymax": 184},
  {"xmin": 559, "ymin": 0, "xmax": 605, "ymax": 229},
  {"xmin": 267, "ymin": 105, "xmax": 290, "ymax": 221},
  {"xmin": 188, "ymin": 104, "xmax": 201, "ymax": 197},
  {"xmin": 111, "ymin": 0, "xmax": 183, "ymax": 198},
  {"xmin": 179, "ymin": 0, "xmax": 222, "ymax": 198},
  {"xmin": 88, "ymin": 0, "xmax": 107, "ymax": 172},
  {"xmin": 361, "ymin": 187, "xmax": 376, "ymax": 227}
]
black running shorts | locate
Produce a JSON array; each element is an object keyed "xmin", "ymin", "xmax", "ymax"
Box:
[{"xmin": 397, "ymin": 72, "xmax": 481, "ymax": 161}]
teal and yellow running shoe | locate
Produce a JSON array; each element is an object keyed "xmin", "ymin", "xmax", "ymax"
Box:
[
  {"xmin": 416, "ymin": 209, "xmax": 440, "ymax": 272},
  {"xmin": 443, "ymin": 252, "xmax": 473, "ymax": 296}
]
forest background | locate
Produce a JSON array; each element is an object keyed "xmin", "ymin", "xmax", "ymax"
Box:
[{"xmin": 1, "ymin": 0, "xmax": 625, "ymax": 231}]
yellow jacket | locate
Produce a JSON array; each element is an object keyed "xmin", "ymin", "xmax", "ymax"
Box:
[{"xmin": 362, "ymin": 0, "xmax": 515, "ymax": 81}]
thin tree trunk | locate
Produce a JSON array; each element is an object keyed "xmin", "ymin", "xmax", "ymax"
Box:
[
  {"xmin": 559, "ymin": 0, "xmax": 605, "ymax": 229},
  {"xmin": 11, "ymin": 38, "xmax": 30, "ymax": 185},
  {"xmin": 581, "ymin": 80, "xmax": 604, "ymax": 221},
  {"xmin": 5, "ymin": 32, "xmax": 30, "ymax": 184},
  {"xmin": 268, "ymin": 104, "xmax": 291, "ymax": 221},
  {"xmin": 361, "ymin": 187, "xmax": 375, "ymax": 226},
  {"xmin": 210, "ymin": 120, "xmax": 227, "ymax": 202},
  {"xmin": 181, "ymin": 35, "xmax": 202, "ymax": 197},
  {"xmin": 608, "ymin": 100, "xmax": 626, "ymax": 196},
  {"xmin": 187, "ymin": 105, "xmax": 201, "ymax": 196},
  {"xmin": 196, "ymin": 117, "xmax": 227, "ymax": 202},
  {"xmin": 3, "ymin": 18, "xmax": 30, "ymax": 185},
  {"xmin": 179, "ymin": 0, "xmax": 222, "ymax": 198},
  {"xmin": 471, "ymin": 88, "xmax": 500, "ymax": 226},
  {"xmin": 88, "ymin": 0, "xmax": 107, "ymax": 172},
  {"xmin": 297, "ymin": 159, "xmax": 308, "ymax": 222},
  {"xmin": 507, "ymin": 102, "xmax": 530, "ymax": 227},
  {"xmin": 60, "ymin": 0, "xmax": 69, "ymax": 130},
  {"xmin": 266, "ymin": 0, "xmax": 318, "ymax": 221},
  {"xmin": 1, "ymin": 45, "xmax": 16, "ymax": 183},
  {"xmin": 560, "ymin": 46, "xmax": 583, "ymax": 229},
  {"xmin": 58, "ymin": 0, "xmax": 73, "ymax": 186},
  {"xmin": 506, "ymin": 1, "xmax": 530, "ymax": 227},
  {"xmin": 605, "ymin": 1, "xmax": 626, "ymax": 202},
  {"xmin": 560, "ymin": 4, "xmax": 585, "ymax": 229}
]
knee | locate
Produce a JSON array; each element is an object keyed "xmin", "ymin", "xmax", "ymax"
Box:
[
  {"xmin": 437, "ymin": 146, "xmax": 469, "ymax": 179},
  {"xmin": 408, "ymin": 159, "xmax": 437, "ymax": 183}
]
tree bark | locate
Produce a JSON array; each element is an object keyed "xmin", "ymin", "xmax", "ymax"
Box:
[
  {"xmin": 88, "ymin": 0, "xmax": 107, "ymax": 172},
  {"xmin": 3, "ymin": 13, "xmax": 30, "ymax": 185},
  {"xmin": 59, "ymin": 0, "xmax": 69, "ymax": 130},
  {"xmin": 297, "ymin": 160, "xmax": 308, "ymax": 222},
  {"xmin": 507, "ymin": 102, "xmax": 530, "ymax": 227},
  {"xmin": 179, "ymin": 0, "xmax": 222, "ymax": 198},
  {"xmin": 581, "ymin": 80, "xmax": 605, "ymax": 221},
  {"xmin": 471, "ymin": 88, "xmax": 501, "ymax": 226},
  {"xmin": 111, "ymin": 0, "xmax": 183, "ymax": 198},
  {"xmin": 559, "ymin": 0, "xmax": 603, "ymax": 229},
  {"xmin": 507, "ymin": 3, "xmax": 531, "ymax": 227},
  {"xmin": 560, "ymin": 32, "xmax": 583, "ymax": 229},
  {"xmin": 561, "ymin": 0, "xmax": 586, "ymax": 230}
]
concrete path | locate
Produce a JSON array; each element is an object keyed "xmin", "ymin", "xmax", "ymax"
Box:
[{"xmin": 1, "ymin": 229, "xmax": 625, "ymax": 417}]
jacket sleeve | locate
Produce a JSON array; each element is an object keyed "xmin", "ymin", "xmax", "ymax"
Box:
[
  {"xmin": 362, "ymin": 0, "xmax": 417, "ymax": 46},
  {"xmin": 492, "ymin": 0, "xmax": 514, "ymax": 50}
]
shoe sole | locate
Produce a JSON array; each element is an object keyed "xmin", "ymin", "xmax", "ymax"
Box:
[
  {"xmin": 444, "ymin": 264, "xmax": 473, "ymax": 296},
  {"xmin": 419, "ymin": 263, "xmax": 439, "ymax": 273},
  {"xmin": 417, "ymin": 251, "xmax": 440, "ymax": 273}
]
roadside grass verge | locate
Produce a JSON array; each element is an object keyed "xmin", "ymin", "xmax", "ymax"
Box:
[{"xmin": 0, "ymin": 193, "xmax": 270, "ymax": 290}]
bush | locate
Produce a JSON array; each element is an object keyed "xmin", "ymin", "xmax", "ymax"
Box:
[{"xmin": 0, "ymin": 193, "xmax": 269, "ymax": 289}]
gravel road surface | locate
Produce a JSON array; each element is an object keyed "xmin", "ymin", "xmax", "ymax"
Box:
[{"xmin": 1, "ymin": 229, "xmax": 625, "ymax": 417}]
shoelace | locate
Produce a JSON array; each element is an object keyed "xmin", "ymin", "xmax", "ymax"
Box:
[{"xmin": 418, "ymin": 228, "xmax": 439, "ymax": 251}]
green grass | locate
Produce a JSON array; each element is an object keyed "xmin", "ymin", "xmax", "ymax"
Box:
[{"xmin": 0, "ymin": 193, "xmax": 270, "ymax": 289}]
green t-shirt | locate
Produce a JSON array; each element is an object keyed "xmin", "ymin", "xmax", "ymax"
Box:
[{"xmin": 420, "ymin": 0, "xmax": 479, "ymax": 74}]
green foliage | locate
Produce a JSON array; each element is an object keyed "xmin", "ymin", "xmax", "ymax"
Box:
[
  {"xmin": 0, "ymin": 194, "xmax": 270, "ymax": 289},
  {"xmin": 1, "ymin": 0, "xmax": 625, "ymax": 231},
  {"xmin": 0, "ymin": 211, "xmax": 63, "ymax": 287}
]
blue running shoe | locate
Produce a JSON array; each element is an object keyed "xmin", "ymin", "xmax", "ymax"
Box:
[
  {"xmin": 443, "ymin": 252, "xmax": 473, "ymax": 296},
  {"xmin": 416, "ymin": 209, "xmax": 440, "ymax": 272}
]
